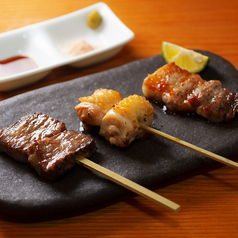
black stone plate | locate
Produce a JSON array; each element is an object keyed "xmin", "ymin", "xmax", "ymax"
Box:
[{"xmin": 0, "ymin": 51, "xmax": 238, "ymax": 216}]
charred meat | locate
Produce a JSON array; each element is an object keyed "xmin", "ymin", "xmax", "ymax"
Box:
[
  {"xmin": 0, "ymin": 113, "xmax": 66, "ymax": 163},
  {"xmin": 142, "ymin": 62, "xmax": 238, "ymax": 122},
  {"xmin": 28, "ymin": 130, "xmax": 96, "ymax": 180}
]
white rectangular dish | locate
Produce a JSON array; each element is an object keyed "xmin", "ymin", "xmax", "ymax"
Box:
[{"xmin": 0, "ymin": 2, "xmax": 134, "ymax": 91}]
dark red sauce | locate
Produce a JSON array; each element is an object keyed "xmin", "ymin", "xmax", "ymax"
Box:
[{"xmin": 0, "ymin": 56, "xmax": 37, "ymax": 78}]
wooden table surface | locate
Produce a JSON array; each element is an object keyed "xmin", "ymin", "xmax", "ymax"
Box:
[{"xmin": 1, "ymin": 0, "xmax": 238, "ymax": 237}]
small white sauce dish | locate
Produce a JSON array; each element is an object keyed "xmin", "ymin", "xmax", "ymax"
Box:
[{"xmin": 0, "ymin": 2, "xmax": 134, "ymax": 91}]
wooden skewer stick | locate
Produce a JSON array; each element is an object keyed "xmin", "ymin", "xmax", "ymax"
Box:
[
  {"xmin": 76, "ymin": 156, "xmax": 180, "ymax": 212},
  {"xmin": 140, "ymin": 123, "xmax": 238, "ymax": 169}
]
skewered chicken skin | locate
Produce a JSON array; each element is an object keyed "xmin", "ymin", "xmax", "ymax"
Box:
[
  {"xmin": 99, "ymin": 95, "xmax": 154, "ymax": 147},
  {"xmin": 75, "ymin": 89, "xmax": 122, "ymax": 131}
]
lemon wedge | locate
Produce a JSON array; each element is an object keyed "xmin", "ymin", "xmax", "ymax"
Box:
[{"xmin": 162, "ymin": 41, "xmax": 210, "ymax": 73}]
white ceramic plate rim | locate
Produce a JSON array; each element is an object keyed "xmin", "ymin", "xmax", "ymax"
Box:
[{"xmin": 0, "ymin": 2, "xmax": 134, "ymax": 90}]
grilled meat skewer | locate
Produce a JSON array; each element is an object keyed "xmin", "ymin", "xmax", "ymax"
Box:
[
  {"xmin": 0, "ymin": 113, "xmax": 96, "ymax": 180},
  {"xmin": 75, "ymin": 89, "xmax": 155, "ymax": 147},
  {"xmin": 99, "ymin": 95, "xmax": 154, "ymax": 147},
  {"xmin": 28, "ymin": 130, "xmax": 96, "ymax": 180},
  {"xmin": 0, "ymin": 113, "xmax": 66, "ymax": 163},
  {"xmin": 75, "ymin": 89, "xmax": 154, "ymax": 147},
  {"xmin": 75, "ymin": 89, "xmax": 122, "ymax": 131},
  {"xmin": 142, "ymin": 62, "xmax": 238, "ymax": 123},
  {"xmin": 0, "ymin": 114, "xmax": 180, "ymax": 210}
]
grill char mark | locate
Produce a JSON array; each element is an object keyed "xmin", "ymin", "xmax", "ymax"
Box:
[
  {"xmin": 142, "ymin": 63, "xmax": 238, "ymax": 123},
  {"xmin": 28, "ymin": 130, "xmax": 97, "ymax": 181},
  {"xmin": 0, "ymin": 113, "xmax": 66, "ymax": 163}
]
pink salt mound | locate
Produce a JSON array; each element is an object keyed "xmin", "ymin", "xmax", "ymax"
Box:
[{"xmin": 62, "ymin": 39, "xmax": 94, "ymax": 56}]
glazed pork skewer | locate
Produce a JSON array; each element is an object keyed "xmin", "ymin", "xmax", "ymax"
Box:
[
  {"xmin": 142, "ymin": 62, "xmax": 238, "ymax": 123},
  {"xmin": 0, "ymin": 113, "xmax": 180, "ymax": 212},
  {"xmin": 75, "ymin": 89, "xmax": 238, "ymax": 169}
]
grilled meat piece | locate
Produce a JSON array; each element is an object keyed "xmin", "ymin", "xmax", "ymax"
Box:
[
  {"xmin": 99, "ymin": 95, "xmax": 154, "ymax": 147},
  {"xmin": 142, "ymin": 62, "xmax": 238, "ymax": 122},
  {"xmin": 75, "ymin": 90, "xmax": 154, "ymax": 147},
  {"xmin": 28, "ymin": 130, "xmax": 97, "ymax": 180},
  {"xmin": 0, "ymin": 113, "xmax": 66, "ymax": 163},
  {"xmin": 75, "ymin": 89, "xmax": 122, "ymax": 131}
]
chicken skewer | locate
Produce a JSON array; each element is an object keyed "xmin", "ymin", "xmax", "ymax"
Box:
[
  {"xmin": 75, "ymin": 89, "xmax": 154, "ymax": 147},
  {"xmin": 75, "ymin": 89, "xmax": 238, "ymax": 169},
  {"xmin": 99, "ymin": 94, "xmax": 154, "ymax": 147},
  {"xmin": 0, "ymin": 113, "xmax": 180, "ymax": 212},
  {"xmin": 75, "ymin": 88, "xmax": 122, "ymax": 131},
  {"xmin": 142, "ymin": 62, "xmax": 238, "ymax": 123},
  {"xmin": 74, "ymin": 92, "xmax": 181, "ymax": 210}
]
